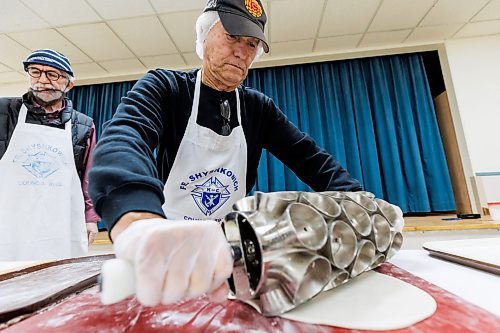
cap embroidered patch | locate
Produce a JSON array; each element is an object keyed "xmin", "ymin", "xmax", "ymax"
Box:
[
  {"xmin": 245, "ymin": 0, "xmax": 262, "ymax": 18},
  {"xmin": 203, "ymin": 0, "xmax": 269, "ymax": 52}
]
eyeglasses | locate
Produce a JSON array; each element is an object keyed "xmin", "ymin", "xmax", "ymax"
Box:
[
  {"xmin": 220, "ymin": 100, "xmax": 231, "ymax": 136},
  {"xmin": 26, "ymin": 67, "xmax": 67, "ymax": 81}
]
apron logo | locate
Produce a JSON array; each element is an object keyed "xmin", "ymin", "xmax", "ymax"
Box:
[
  {"xmin": 191, "ymin": 176, "xmax": 231, "ymax": 216},
  {"xmin": 14, "ymin": 151, "xmax": 61, "ymax": 179},
  {"xmin": 13, "ymin": 143, "xmax": 67, "ymax": 179}
]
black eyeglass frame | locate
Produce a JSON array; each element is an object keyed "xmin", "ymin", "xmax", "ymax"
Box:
[{"xmin": 26, "ymin": 67, "xmax": 68, "ymax": 82}]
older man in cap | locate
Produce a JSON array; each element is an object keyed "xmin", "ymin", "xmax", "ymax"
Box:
[
  {"xmin": 0, "ymin": 49, "xmax": 99, "ymax": 260},
  {"xmin": 89, "ymin": 0, "xmax": 364, "ymax": 305}
]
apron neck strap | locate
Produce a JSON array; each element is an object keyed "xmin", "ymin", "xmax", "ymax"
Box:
[
  {"xmin": 190, "ymin": 70, "xmax": 242, "ymax": 124},
  {"xmin": 18, "ymin": 104, "xmax": 72, "ymax": 131},
  {"xmin": 18, "ymin": 104, "xmax": 29, "ymax": 123}
]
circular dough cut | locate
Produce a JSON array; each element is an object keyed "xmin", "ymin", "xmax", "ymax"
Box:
[{"xmin": 281, "ymin": 270, "xmax": 436, "ymax": 330}]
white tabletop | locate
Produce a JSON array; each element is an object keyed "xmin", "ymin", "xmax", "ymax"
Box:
[{"xmin": 390, "ymin": 249, "xmax": 500, "ymax": 316}]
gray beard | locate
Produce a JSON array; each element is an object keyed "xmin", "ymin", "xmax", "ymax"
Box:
[{"xmin": 30, "ymin": 88, "xmax": 64, "ymax": 107}]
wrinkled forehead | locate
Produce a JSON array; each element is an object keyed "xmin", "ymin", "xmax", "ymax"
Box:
[{"xmin": 210, "ymin": 20, "xmax": 227, "ymax": 35}]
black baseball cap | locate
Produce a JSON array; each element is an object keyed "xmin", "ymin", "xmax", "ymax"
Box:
[{"xmin": 204, "ymin": 0, "xmax": 269, "ymax": 53}]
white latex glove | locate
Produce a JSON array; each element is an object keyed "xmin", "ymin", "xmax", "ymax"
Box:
[
  {"xmin": 113, "ymin": 218, "xmax": 233, "ymax": 306},
  {"xmin": 390, "ymin": 204, "xmax": 405, "ymax": 233},
  {"xmin": 86, "ymin": 222, "xmax": 99, "ymax": 245}
]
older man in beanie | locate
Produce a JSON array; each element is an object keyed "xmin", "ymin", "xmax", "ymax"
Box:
[
  {"xmin": 0, "ymin": 49, "xmax": 99, "ymax": 260},
  {"xmin": 89, "ymin": 0, "xmax": 363, "ymax": 305}
]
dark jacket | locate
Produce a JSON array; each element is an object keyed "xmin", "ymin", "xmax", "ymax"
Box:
[
  {"xmin": 0, "ymin": 93, "xmax": 93, "ymax": 180},
  {"xmin": 89, "ymin": 69, "xmax": 362, "ymax": 230}
]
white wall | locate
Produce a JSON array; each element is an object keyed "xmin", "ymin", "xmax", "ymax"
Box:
[{"xmin": 444, "ymin": 35, "xmax": 500, "ymax": 174}]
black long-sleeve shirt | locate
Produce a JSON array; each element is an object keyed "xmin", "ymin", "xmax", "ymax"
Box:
[{"xmin": 89, "ymin": 69, "xmax": 361, "ymax": 230}]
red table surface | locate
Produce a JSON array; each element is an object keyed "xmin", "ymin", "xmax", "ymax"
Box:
[{"xmin": 3, "ymin": 263, "xmax": 499, "ymax": 333}]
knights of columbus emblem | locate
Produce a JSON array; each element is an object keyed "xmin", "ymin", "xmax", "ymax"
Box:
[
  {"xmin": 14, "ymin": 151, "xmax": 60, "ymax": 179},
  {"xmin": 191, "ymin": 176, "xmax": 231, "ymax": 216}
]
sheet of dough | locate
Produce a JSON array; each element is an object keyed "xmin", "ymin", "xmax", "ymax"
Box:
[
  {"xmin": 281, "ymin": 270, "xmax": 436, "ymax": 330},
  {"xmin": 0, "ymin": 261, "xmax": 44, "ymax": 275},
  {"xmin": 423, "ymin": 237, "xmax": 500, "ymax": 266}
]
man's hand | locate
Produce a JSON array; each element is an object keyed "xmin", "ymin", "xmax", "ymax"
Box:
[
  {"xmin": 86, "ymin": 222, "xmax": 99, "ymax": 245},
  {"xmin": 113, "ymin": 218, "xmax": 233, "ymax": 306}
]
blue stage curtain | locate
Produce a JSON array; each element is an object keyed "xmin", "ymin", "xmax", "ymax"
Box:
[
  {"xmin": 70, "ymin": 53, "xmax": 455, "ymax": 214},
  {"xmin": 245, "ymin": 54, "xmax": 455, "ymax": 212},
  {"xmin": 68, "ymin": 81, "xmax": 136, "ymax": 139},
  {"xmin": 68, "ymin": 81, "xmax": 136, "ymax": 229}
]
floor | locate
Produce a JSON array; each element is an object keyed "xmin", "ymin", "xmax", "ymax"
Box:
[{"xmin": 88, "ymin": 214, "xmax": 500, "ymax": 255}]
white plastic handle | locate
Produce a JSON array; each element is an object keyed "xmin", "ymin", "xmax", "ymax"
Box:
[
  {"xmin": 100, "ymin": 245, "xmax": 239, "ymax": 305},
  {"xmin": 100, "ymin": 258, "xmax": 136, "ymax": 305}
]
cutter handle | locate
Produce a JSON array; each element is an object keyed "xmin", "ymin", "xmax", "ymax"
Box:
[
  {"xmin": 100, "ymin": 258, "xmax": 135, "ymax": 305},
  {"xmin": 100, "ymin": 245, "xmax": 241, "ymax": 305}
]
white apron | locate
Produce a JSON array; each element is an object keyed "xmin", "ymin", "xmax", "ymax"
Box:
[
  {"xmin": 162, "ymin": 70, "xmax": 248, "ymax": 221},
  {"xmin": 0, "ymin": 105, "xmax": 88, "ymax": 260}
]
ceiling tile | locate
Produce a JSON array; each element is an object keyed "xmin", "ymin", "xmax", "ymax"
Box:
[
  {"xmin": 270, "ymin": 39, "xmax": 314, "ymax": 57},
  {"xmin": 149, "ymin": 0, "xmax": 205, "ymax": 14},
  {"xmin": 87, "ymin": 0, "xmax": 155, "ymax": 20},
  {"xmin": 109, "ymin": 16, "xmax": 177, "ymax": 56},
  {"xmin": 72, "ymin": 62, "xmax": 108, "ymax": 80},
  {"xmin": 0, "ymin": 63, "xmax": 12, "ymax": 72},
  {"xmin": 8, "ymin": 29, "xmax": 92, "ymax": 64},
  {"xmin": 0, "ymin": 71, "xmax": 25, "ymax": 83},
  {"xmin": 405, "ymin": 25, "xmax": 462, "ymax": 43},
  {"xmin": 420, "ymin": 0, "xmax": 490, "ymax": 26},
  {"xmin": 271, "ymin": 0, "xmax": 324, "ymax": 42},
  {"xmin": 58, "ymin": 23, "xmax": 134, "ymax": 61},
  {"xmin": 0, "ymin": 0, "xmax": 49, "ymax": 33},
  {"xmin": 319, "ymin": 0, "xmax": 380, "ymax": 37},
  {"xmin": 454, "ymin": 20, "xmax": 500, "ymax": 38},
  {"xmin": 6, "ymin": 0, "xmax": 497, "ymax": 84},
  {"xmin": 99, "ymin": 58, "xmax": 146, "ymax": 74},
  {"xmin": 0, "ymin": 34, "xmax": 31, "ymax": 70},
  {"xmin": 160, "ymin": 11, "xmax": 199, "ymax": 52},
  {"xmin": 315, "ymin": 34, "xmax": 362, "ymax": 53},
  {"xmin": 359, "ymin": 29, "xmax": 411, "ymax": 47},
  {"xmin": 183, "ymin": 52, "xmax": 202, "ymax": 68},
  {"xmin": 473, "ymin": 0, "xmax": 500, "ymax": 22},
  {"xmin": 22, "ymin": 0, "xmax": 101, "ymax": 26},
  {"xmin": 369, "ymin": 0, "xmax": 435, "ymax": 31},
  {"xmin": 140, "ymin": 54, "xmax": 186, "ymax": 70}
]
